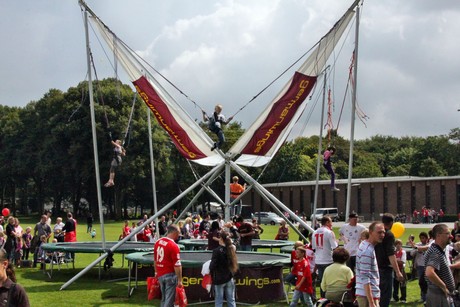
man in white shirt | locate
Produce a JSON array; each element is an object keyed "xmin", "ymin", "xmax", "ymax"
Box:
[
  {"xmin": 339, "ymin": 212, "xmax": 366, "ymax": 273},
  {"xmin": 312, "ymin": 216, "xmax": 338, "ymax": 297}
]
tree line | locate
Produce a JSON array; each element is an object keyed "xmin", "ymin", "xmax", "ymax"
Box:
[{"xmin": 0, "ymin": 78, "xmax": 458, "ymax": 219}]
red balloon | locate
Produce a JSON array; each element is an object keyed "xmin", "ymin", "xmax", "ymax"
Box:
[{"xmin": 2, "ymin": 208, "xmax": 10, "ymax": 216}]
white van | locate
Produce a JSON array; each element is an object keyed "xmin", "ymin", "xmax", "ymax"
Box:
[{"xmin": 310, "ymin": 207, "xmax": 339, "ymax": 221}]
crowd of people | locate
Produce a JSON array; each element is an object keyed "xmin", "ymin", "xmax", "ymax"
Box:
[
  {"xmin": 3, "ymin": 205, "xmax": 459, "ymax": 307},
  {"xmin": 412, "ymin": 207, "xmax": 445, "ymax": 224},
  {"xmin": 283, "ymin": 212, "xmax": 460, "ymax": 307}
]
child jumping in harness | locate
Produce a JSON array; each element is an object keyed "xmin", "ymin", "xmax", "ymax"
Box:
[
  {"xmin": 104, "ymin": 139, "xmax": 126, "ymax": 187},
  {"xmin": 323, "ymin": 146, "xmax": 339, "ymax": 192},
  {"xmin": 202, "ymin": 104, "xmax": 233, "ymax": 151}
]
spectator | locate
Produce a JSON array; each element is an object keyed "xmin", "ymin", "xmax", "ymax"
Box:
[
  {"xmin": 13, "ymin": 218, "xmax": 23, "ymax": 266},
  {"xmin": 356, "ymin": 222, "xmax": 385, "ymax": 307},
  {"xmin": 374, "ymin": 213, "xmax": 404, "ymax": 307},
  {"xmin": 305, "ymin": 239, "xmax": 317, "ymax": 302},
  {"xmin": 86, "ymin": 213, "xmax": 94, "ymax": 233},
  {"xmin": 252, "ymin": 219, "xmax": 264, "ymax": 240},
  {"xmin": 207, "ymin": 221, "xmax": 221, "ymax": 251},
  {"xmin": 216, "ymin": 215, "xmax": 225, "ymax": 229},
  {"xmin": 45, "ymin": 211, "xmax": 52, "ymax": 227},
  {"xmin": 62, "ymin": 213, "xmax": 77, "ymax": 260},
  {"xmin": 0, "ymin": 232, "xmax": 5, "ymax": 250},
  {"xmin": 409, "ymin": 231, "xmax": 429, "ymax": 303},
  {"xmin": 210, "ymin": 231, "xmax": 239, "ymax": 307},
  {"xmin": 339, "ymin": 212, "xmax": 366, "ymax": 273},
  {"xmin": 237, "ymin": 216, "xmax": 255, "ymax": 251},
  {"xmin": 425, "ymin": 224, "xmax": 455, "ymax": 307},
  {"xmin": 21, "ymin": 227, "xmax": 32, "ymax": 261},
  {"xmin": 4, "ymin": 217, "xmax": 16, "ymax": 263},
  {"xmin": 183, "ymin": 217, "xmax": 194, "ymax": 240},
  {"xmin": 312, "ymin": 216, "xmax": 338, "ymax": 298},
  {"xmin": 154, "ymin": 224, "xmax": 182, "ymax": 307},
  {"xmin": 289, "ymin": 246, "xmax": 314, "ymax": 307},
  {"xmin": 276, "ymin": 220, "xmax": 289, "ymax": 241},
  {"xmin": 120, "ymin": 220, "xmax": 130, "ymax": 240},
  {"xmin": 129, "ymin": 222, "xmax": 138, "ymax": 242},
  {"xmin": 158, "ymin": 215, "xmax": 168, "ymax": 237},
  {"xmin": 32, "ymin": 215, "xmax": 52, "ymax": 268},
  {"xmin": 224, "ymin": 222, "xmax": 240, "ymax": 247},
  {"xmin": 392, "ymin": 239, "xmax": 407, "ymax": 303},
  {"xmin": 199, "ymin": 215, "xmax": 211, "ymax": 237},
  {"xmin": 438, "ymin": 209, "xmax": 444, "ymax": 222},
  {"xmin": 321, "ymin": 247, "xmax": 354, "ymax": 305},
  {"xmin": 285, "ymin": 241, "xmax": 306, "ymax": 286},
  {"xmin": 0, "ymin": 248, "xmax": 30, "ymax": 306},
  {"xmin": 53, "ymin": 217, "xmax": 65, "ymax": 243}
]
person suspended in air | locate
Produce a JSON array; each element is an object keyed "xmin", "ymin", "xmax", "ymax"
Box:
[
  {"xmin": 323, "ymin": 146, "xmax": 340, "ymax": 192},
  {"xmin": 104, "ymin": 139, "xmax": 126, "ymax": 187},
  {"xmin": 202, "ymin": 104, "xmax": 233, "ymax": 151}
]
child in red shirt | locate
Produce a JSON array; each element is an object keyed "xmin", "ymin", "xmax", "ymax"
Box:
[
  {"xmin": 290, "ymin": 246, "xmax": 314, "ymax": 307},
  {"xmin": 284, "ymin": 241, "xmax": 304, "ymax": 286}
]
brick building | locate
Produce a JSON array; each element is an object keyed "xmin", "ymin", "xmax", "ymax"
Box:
[{"xmin": 242, "ymin": 176, "xmax": 460, "ymax": 221}]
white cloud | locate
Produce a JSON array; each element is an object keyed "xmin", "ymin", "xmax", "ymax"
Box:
[{"xmin": 0, "ymin": 0, "xmax": 459, "ymax": 140}]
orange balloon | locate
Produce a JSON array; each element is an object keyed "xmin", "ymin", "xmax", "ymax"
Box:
[{"xmin": 391, "ymin": 222, "xmax": 405, "ymax": 238}]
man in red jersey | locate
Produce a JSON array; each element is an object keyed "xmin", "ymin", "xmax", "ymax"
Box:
[{"xmin": 154, "ymin": 224, "xmax": 182, "ymax": 307}]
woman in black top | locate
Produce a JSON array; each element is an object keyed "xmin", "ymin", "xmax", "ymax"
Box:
[
  {"xmin": 209, "ymin": 231, "xmax": 238, "ymax": 307},
  {"xmin": 4, "ymin": 217, "xmax": 16, "ymax": 262}
]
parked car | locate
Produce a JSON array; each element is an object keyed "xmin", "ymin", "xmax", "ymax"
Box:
[
  {"xmin": 310, "ymin": 207, "xmax": 339, "ymax": 222},
  {"xmin": 252, "ymin": 212, "xmax": 284, "ymax": 225}
]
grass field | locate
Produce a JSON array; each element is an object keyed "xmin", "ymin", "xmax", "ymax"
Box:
[{"xmin": 14, "ymin": 217, "xmax": 429, "ymax": 306}]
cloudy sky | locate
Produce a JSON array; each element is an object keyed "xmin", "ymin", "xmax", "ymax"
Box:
[{"xmin": 1, "ymin": 0, "xmax": 459, "ymax": 140}]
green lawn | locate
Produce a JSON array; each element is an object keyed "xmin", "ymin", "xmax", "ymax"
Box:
[{"xmin": 15, "ymin": 217, "xmax": 428, "ymax": 306}]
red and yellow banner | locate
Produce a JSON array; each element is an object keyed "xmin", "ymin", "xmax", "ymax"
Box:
[
  {"xmin": 133, "ymin": 76, "xmax": 207, "ymax": 160},
  {"xmin": 241, "ymin": 72, "xmax": 317, "ymax": 155}
]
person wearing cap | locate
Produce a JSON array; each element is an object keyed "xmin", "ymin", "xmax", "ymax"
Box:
[
  {"xmin": 229, "ymin": 176, "xmax": 246, "ymax": 216},
  {"xmin": 339, "ymin": 212, "xmax": 366, "ymax": 273}
]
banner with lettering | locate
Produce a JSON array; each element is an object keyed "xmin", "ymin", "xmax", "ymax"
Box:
[{"xmin": 240, "ymin": 72, "xmax": 316, "ymax": 156}]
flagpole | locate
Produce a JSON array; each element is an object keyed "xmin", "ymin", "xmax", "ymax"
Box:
[
  {"xmin": 84, "ymin": 9, "xmax": 106, "ymax": 247},
  {"xmin": 345, "ymin": 3, "xmax": 360, "ymax": 220},
  {"xmin": 312, "ymin": 66, "xmax": 329, "ymax": 227},
  {"xmin": 147, "ymin": 109, "xmax": 159, "ymax": 238}
]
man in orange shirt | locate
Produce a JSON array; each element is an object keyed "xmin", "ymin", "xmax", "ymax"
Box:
[{"xmin": 230, "ymin": 176, "xmax": 246, "ymax": 216}]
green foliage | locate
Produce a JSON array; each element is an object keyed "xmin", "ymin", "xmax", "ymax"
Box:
[{"xmin": 0, "ymin": 77, "xmax": 458, "ymax": 219}]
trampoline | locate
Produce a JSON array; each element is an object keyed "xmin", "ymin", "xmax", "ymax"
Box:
[
  {"xmin": 41, "ymin": 241, "xmax": 161, "ymax": 253},
  {"xmin": 178, "ymin": 239, "xmax": 294, "ymax": 252},
  {"xmin": 40, "ymin": 241, "xmax": 183, "ymax": 278},
  {"xmin": 126, "ymin": 251, "xmax": 291, "ymax": 303}
]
